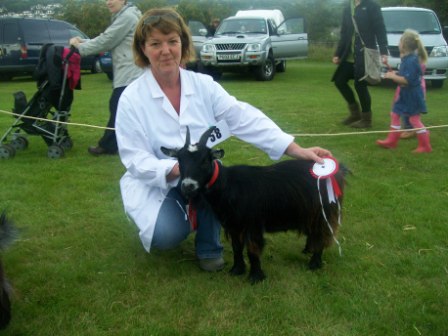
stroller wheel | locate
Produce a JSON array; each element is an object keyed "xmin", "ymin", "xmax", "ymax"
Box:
[
  {"xmin": 47, "ymin": 145, "xmax": 65, "ymax": 159},
  {"xmin": 0, "ymin": 144, "xmax": 16, "ymax": 159},
  {"xmin": 60, "ymin": 137, "xmax": 73, "ymax": 150},
  {"xmin": 10, "ymin": 136, "xmax": 29, "ymax": 150}
]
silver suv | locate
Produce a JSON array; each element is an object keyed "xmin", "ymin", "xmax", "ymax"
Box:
[
  {"xmin": 382, "ymin": 7, "xmax": 448, "ymax": 88},
  {"xmin": 200, "ymin": 12, "xmax": 307, "ymax": 81}
]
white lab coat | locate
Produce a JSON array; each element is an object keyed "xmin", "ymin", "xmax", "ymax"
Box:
[{"xmin": 116, "ymin": 68, "xmax": 294, "ymax": 252}]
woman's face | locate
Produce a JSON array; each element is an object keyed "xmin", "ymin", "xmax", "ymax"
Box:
[
  {"xmin": 106, "ymin": 0, "xmax": 125, "ymax": 14},
  {"xmin": 142, "ymin": 28, "xmax": 182, "ymax": 77}
]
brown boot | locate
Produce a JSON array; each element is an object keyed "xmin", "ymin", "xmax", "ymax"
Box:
[
  {"xmin": 342, "ymin": 103, "xmax": 361, "ymax": 125},
  {"xmin": 350, "ymin": 111, "xmax": 372, "ymax": 128}
]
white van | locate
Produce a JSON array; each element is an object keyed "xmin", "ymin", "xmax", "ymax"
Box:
[
  {"xmin": 235, "ymin": 9, "xmax": 285, "ymax": 27},
  {"xmin": 381, "ymin": 7, "xmax": 448, "ymax": 88}
]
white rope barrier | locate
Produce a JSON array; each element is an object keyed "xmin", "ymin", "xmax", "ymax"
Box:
[{"xmin": 1, "ymin": 108, "xmax": 447, "ymax": 136}]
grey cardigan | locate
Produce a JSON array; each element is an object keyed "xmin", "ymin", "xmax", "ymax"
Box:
[{"xmin": 77, "ymin": 4, "xmax": 143, "ymax": 88}]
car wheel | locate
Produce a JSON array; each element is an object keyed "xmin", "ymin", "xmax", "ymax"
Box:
[
  {"xmin": 0, "ymin": 74, "xmax": 13, "ymax": 81},
  {"xmin": 276, "ymin": 60, "xmax": 286, "ymax": 73},
  {"xmin": 431, "ymin": 80, "xmax": 444, "ymax": 88},
  {"xmin": 91, "ymin": 58, "xmax": 102, "ymax": 74},
  {"xmin": 202, "ymin": 65, "xmax": 222, "ymax": 80},
  {"xmin": 255, "ymin": 54, "xmax": 275, "ymax": 81}
]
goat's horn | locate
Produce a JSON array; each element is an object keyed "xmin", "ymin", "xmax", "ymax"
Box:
[
  {"xmin": 184, "ymin": 126, "xmax": 191, "ymax": 148},
  {"xmin": 199, "ymin": 126, "xmax": 216, "ymax": 147}
]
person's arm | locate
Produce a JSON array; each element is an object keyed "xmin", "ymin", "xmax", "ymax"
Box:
[
  {"xmin": 384, "ymin": 71, "xmax": 408, "ymax": 86},
  {"xmin": 71, "ymin": 10, "xmax": 135, "ymax": 56},
  {"xmin": 284, "ymin": 142, "xmax": 330, "ymax": 164},
  {"xmin": 205, "ymin": 76, "xmax": 330, "ymax": 163},
  {"xmin": 167, "ymin": 163, "xmax": 180, "ymax": 182},
  {"xmin": 371, "ymin": 1, "xmax": 389, "ymax": 64},
  {"xmin": 116, "ymin": 88, "xmax": 179, "ymax": 190}
]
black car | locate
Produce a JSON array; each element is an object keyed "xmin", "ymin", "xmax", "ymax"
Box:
[
  {"xmin": 99, "ymin": 51, "xmax": 113, "ymax": 80},
  {"xmin": 0, "ymin": 17, "xmax": 100, "ymax": 80}
]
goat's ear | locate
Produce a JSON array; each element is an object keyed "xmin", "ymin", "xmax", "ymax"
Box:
[
  {"xmin": 212, "ymin": 149, "xmax": 224, "ymax": 159},
  {"xmin": 161, "ymin": 146, "xmax": 178, "ymax": 158}
]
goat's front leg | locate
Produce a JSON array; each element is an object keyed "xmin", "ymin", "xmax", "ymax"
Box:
[
  {"xmin": 307, "ymin": 233, "xmax": 325, "ymax": 270},
  {"xmin": 247, "ymin": 234, "xmax": 266, "ymax": 284},
  {"xmin": 309, "ymin": 250, "xmax": 323, "ymax": 270},
  {"xmin": 229, "ymin": 231, "xmax": 246, "ymax": 276}
]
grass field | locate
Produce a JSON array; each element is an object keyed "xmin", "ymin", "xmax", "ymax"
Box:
[{"xmin": 0, "ymin": 59, "xmax": 447, "ymax": 335}]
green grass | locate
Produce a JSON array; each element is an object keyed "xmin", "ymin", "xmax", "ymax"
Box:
[{"xmin": 0, "ymin": 60, "xmax": 447, "ymax": 335}]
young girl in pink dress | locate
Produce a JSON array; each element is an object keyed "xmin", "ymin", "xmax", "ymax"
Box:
[{"xmin": 377, "ymin": 29, "xmax": 432, "ymax": 153}]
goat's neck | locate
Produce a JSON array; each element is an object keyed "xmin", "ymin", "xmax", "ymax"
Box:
[
  {"xmin": 203, "ymin": 160, "xmax": 226, "ymax": 208},
  {"xmin": 206, "ymin": 160, "xmax": 221, "ymax": 189}
]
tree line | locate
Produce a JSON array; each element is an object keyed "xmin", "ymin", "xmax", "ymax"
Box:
[{"xmin": 2, "ymin": 0, "xmax": 447, "ymax": 42}]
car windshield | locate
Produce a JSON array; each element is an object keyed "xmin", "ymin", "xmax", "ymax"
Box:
[
  {"xmin": 382, "ymin": 10, "xmax": 441, "ymax": 34},
  {"xmin": 216, "ymin": 18, "xmax": 267, "ymax": 35}
]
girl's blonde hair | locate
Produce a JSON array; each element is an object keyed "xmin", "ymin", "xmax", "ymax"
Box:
[
  {"xmin": 401, "ymin": 29, "xmax": 428, "ymax": 64},
  {"xmin": 133, "ymin": 7, "xmax": 195, "ymax": 68}
]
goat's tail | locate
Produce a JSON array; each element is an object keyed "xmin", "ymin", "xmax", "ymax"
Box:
[{"xmin": 0, "ymin": 211, "xmax": 17, "ymax": 330}]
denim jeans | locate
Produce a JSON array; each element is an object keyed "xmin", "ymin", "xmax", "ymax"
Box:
[
  {"xmin": 98, "ymin": 86, "xmax": 126, "ymax": 153},
  {"xmin": 151, "ymin": 185, "xmax": 223, "ymax": 259}
]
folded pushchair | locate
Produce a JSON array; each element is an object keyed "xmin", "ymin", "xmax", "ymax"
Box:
[{"xmin": 0, "ymin": 44, "xmax": 81, "ymax": 159}]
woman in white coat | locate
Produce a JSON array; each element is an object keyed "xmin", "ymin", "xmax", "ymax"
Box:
[{"xmin": 115, "ymin": 8, "xmax": 332, "ymax": 272}]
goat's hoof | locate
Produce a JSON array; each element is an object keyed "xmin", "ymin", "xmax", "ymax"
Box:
[
  {"xmin": 249, "ymin": 271, "xmax": 266, "ymax": 284},
  {"xmin": 308, "ymin": 259, "xmax": 323, "ymax": 270},
  {"xmin": 308, "ymin": 253, "xmax": 323, "ymax": 270},
  {"xmin": 229, "ymin": 264, "xmax": 245, "ymax": 276}
]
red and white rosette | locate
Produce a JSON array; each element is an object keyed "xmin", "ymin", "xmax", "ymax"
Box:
[
  {"xmin": 311, "ymin": 156, "xmax": 343, "ymax": 255},
  {"xmin": 310, "ymin": 157, "xmax": 342, "ymax": 204}
]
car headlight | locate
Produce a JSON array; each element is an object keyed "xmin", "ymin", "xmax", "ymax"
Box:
[
  {"xmin": 430, "ymin": 45, "xmax": 448, "ymax": 57},
  {"xmin": 202, "ymin": 44, "xmax": 216, "ymax": 53},
  {"xmin": 246, "ymin": 43, "xmax": 261, "ymax": 52}
]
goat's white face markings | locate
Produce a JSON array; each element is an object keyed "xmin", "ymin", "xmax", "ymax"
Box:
[
  {"xmin": 188, "ymin": 144, "xmax": 198, "ymax": 152},
  {"xmin": 182, "ymin": 177, "xmax": 199, "ymax": 190}
]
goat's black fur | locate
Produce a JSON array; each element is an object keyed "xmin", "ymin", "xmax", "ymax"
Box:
[
  {"xmin": 0, "ymin": 212, "xmax": 17, "ymax": 329},
  {"xmin": 162, "ymin": 127, "xmax": 347, "ymax": 284}
]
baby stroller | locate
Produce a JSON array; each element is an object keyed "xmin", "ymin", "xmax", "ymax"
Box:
[{"xmin": 0, "ymin": 44, "xmax": 81, "ymax": 159}]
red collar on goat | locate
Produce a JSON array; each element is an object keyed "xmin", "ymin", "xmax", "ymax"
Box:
[{"xmin": 206, "ymin": 161, "xmax": 219, "ymax": 188}]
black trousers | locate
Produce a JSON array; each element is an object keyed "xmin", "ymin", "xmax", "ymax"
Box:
[
  {"xmin": 98, "ymin": 86, "xmax": 126, "ymax": 153},
  {"xmin": 332, "ymin": 61, "xmax": 371, "ymax": 113}
]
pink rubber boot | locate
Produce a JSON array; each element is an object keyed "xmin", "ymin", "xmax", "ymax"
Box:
[
  {"xmin": 413, "ymin": 131, "xmax": 432, "ymax": 153},
  {"xmin": 376, "ymin": 128, "xmax": 401, "ymax": 149}
]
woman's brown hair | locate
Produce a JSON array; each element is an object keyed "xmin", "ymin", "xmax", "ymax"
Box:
[{"xmin": 133, "ymin": 8, "xmax": 195, "ymax": 68}]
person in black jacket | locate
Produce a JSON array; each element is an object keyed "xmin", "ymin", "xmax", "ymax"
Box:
[{"xmin": 332, "ymin": 0, "xmax": 388, "ymax": 128}]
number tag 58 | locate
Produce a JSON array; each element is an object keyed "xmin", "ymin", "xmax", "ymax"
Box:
[{"xmin": 206, "ymin": 120, "xmax": 231, "ymax": 148}]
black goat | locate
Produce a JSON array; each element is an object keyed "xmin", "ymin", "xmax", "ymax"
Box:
[
  {"xmin": 161, "ymin": 127, "xmax": 347, "ymax": 284},
  {"xmin": 0, "ymin": 212, "xmax": 17, "ymax": 329}
]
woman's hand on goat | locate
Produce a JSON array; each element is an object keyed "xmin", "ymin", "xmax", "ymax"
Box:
[
  {"xmin": 166, "ymin": 162, "xmax": 180, "ymax": 182},
  {"xmin": 285, "ymin": 142, "xmax": 331, "ymax": 164}
]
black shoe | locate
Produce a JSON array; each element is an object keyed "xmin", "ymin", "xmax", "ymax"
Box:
[{"xmin": 88, "ymin": 146, "xmax": 116, "ymax": 156}]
